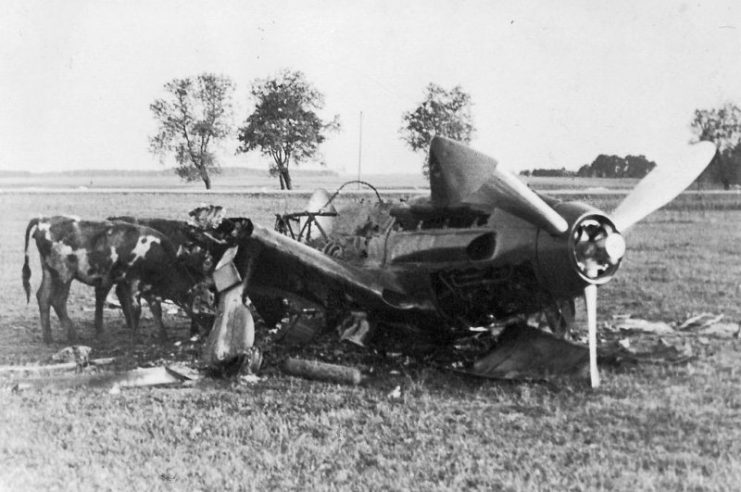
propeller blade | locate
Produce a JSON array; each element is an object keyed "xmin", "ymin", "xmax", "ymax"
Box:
[
  {"xmin": 429, "ymin": 137, "xmax": 569, "ymax": 235},
  {"xmin": 611, "ymin": 141, "xmax": 717, "ymax": 231},
  {"xmin": 584, "ymin": 283, "xmax": 600, "ymax": 388}
]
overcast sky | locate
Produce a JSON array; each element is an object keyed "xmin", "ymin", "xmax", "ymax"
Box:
[{"xmin": 1, "ymin": 0, "xmax": 740, "ymax": 175}]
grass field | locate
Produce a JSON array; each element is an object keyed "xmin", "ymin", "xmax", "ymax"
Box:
[{"xmin": 1, "ymin": 188, "xmax": 741, "ymax": 490}]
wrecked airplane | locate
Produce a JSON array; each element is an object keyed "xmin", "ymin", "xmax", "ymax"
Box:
[{"xmin": 200, "ymin": 136, "xmax": 716, "ymax": 388}]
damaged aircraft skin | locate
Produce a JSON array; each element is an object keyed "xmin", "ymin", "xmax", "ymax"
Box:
[{"xmin": 217, "ymin": 136, "xmax": 716, "ymax": 387}]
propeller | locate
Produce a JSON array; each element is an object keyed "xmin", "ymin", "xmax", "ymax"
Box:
[
  {"xmin": 611, "ymin": 141, "xmax": 717, "ymax": 231},
  {"xmin": 572, "ymin": 215, "xmax": 625, "ymax": 388},
  {"xmin": 584, "ymin": 283, "xmax": 599, "ymax": 388},
  {"xmin": 584, "ymin": 141, "xmax": 715, "ymax": 387},
  {"xmin": 433, "ymin": 136, "xmax": 716, "ymax": 389}
]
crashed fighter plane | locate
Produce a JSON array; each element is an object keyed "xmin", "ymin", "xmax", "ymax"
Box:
[{"xmin": 208, "ymin": 136, "xmax": 716, "ymax": 388}]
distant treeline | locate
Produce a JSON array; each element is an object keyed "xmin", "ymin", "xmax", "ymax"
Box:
[{"xmin": 521, "ymin": 154, "xmax": 656, "ymax": 178}]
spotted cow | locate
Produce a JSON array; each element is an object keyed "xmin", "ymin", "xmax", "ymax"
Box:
[
  {"xmin": 108, "ymin": 216, "xmax": 219, "ymax": 334},
  {"xmin": 22, "ymin": 216, "xmax": 208, "ymax": 343}
]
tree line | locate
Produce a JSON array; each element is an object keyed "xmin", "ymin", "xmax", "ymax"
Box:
[
  {"xmin": 149, "ymin": 72, "xmax": 473, "ymax": 189},
  {"xmin": 521, "ymin": 103, "xmax": 741, "ymax": 187},
  {"xmin": 522, "ymin": 154, "xmax": 656, "ymax": 179},
  {"xmin": 149, "ymin": 70, "xmax": 740, "ymax": 190}
]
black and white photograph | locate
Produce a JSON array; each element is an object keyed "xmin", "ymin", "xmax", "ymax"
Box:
[{"xmin": 1, "ymin": 1, "xmax": 740, "ymax": 489}]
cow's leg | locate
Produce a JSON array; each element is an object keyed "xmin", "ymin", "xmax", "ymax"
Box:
[
  {"xmin": 117, "ymin": 282, "xmax": 142, "ymax": 342},
  {"xmin": 49, "ymin": 278, "xmax": 76, "ymax": 342},
  {"xmin": 145, "ymin": 295, "xmax": 167, "ymax": 341},
  {"xmin": 36, "ymin": 267, "xmax": 54, "ymax": 344},
  {"xmin": 94, "ymin": 284, "xmax": 113, "ymax": 336},
  {"xmin": 115, "ymin": 283, "xmax": 135, "ymax": 330}
]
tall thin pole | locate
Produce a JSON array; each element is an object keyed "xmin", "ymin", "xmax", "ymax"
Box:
[{"xmin": 357, "ymin": 111, "xmax": 363, "ymax": 189}]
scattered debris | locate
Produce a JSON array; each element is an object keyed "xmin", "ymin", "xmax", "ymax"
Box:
[
  {"xmin": 278, "ymin": 310, "xmax": 324, "ymax": 346},
  {"xmin": 677, "ymin": 313, "xmax": 724, "ymax": 331},
  {"xmin": 283, "ymin": 357, "xmax": 363, "ymax": 385},
  {"xmin": 676, "ymin": 313, "xmax": 739, "ymax": 338},
  {"xmin": 603, "ymin": 337, "xmax": 694, "ymax": 365},
  {"xmin": 165, "ymin": 364, "xmax": 204, "ymax": 381},
  {"xmin": 696, "ymin": 322, "xmax": 740, "ymax": 338},
  {"xmin": 611, "ymin": 317, "xmax": 674, "ymax": 335},
  {"xmin": 387, "ymin": 385, "xmax": 402, "ymax": 400},
  {"xmin": 239, "ymin": 374, "xmax": 261, "ymax": 384},
  {"xmin": 338, "ymin": 311, "xmax": 372, "ymax": 347},
  {"xmin": 50, "ymin": 345, "xmax": 91, "ymax": 365}
]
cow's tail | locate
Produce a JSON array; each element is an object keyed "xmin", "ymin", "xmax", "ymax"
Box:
[{"xmin": 22, "ymin": 218, "xmax": 40, "ymax": 303}]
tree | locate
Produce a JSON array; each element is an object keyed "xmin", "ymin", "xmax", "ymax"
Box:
[
  {"xmin": 236, "ymin": 70, "xmax": 340, "ymax": 190},
  {"xmin": 149, "ymin": 73, "xmax": 235, "ymax": 190},
  {"xmin": 691, "ymin": 103, "xmax": 741, "ymax": 189},
  {"xmin": 399, "ymin": 83, "xmax": 475, "ymax": 177},
  {"xmin": 576, "ymin": 154, "xmax": 655, "ymax": 178}
]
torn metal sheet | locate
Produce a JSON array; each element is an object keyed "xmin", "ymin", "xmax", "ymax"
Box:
[
  {"xmin": 677, "ymin": 313, "xmax": 724, "ymax": 331},
  {"xmin": 695, "ymin": 322, "xmax": 740, "ymax": 338},
  {"xmin": 6, "ymin": 365, "xmax": 197, "ymax": 391},
  {"xmin": 471, "ymin": 324, "xmax": 589, "ymax": 380},
  {"xmin": 676, "ymin": 313, "xmax": 739, "ymax": 337},
  {"xmin": 611, "ymin": 318, "xmax": 675, "ymax": 335},
  {"xmin": 0, "ymin": 357, "xmax": 115, "ymax": 374},
  {"xmin": 602, "ymin": 337, "xmax": 694, "ymax": 365}
]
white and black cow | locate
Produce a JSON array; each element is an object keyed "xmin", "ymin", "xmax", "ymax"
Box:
[{"xmin": 22, "ymin": 216, "xmax": 209, "ymax": 343}]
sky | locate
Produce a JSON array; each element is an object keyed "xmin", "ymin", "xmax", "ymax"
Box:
[{"xmin": 1, "ymin": 0, "xmax": 740, "ymax": 175}]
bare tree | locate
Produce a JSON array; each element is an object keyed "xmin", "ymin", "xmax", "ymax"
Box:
[{"xmin": 149, "ymin": 73, "xmax": 235, "ymax": 189}]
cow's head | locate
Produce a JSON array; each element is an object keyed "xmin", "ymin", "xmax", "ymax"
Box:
[
  {"xmin": 217, "ymin": 217, "xmax": 254, "ymax": 242},
  {"xmin": 176, "ymin": 242, "xmax": 215, "ymax": 276}
]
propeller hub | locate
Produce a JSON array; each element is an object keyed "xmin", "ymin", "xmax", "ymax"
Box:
[{"xmin": 571, "ymin": 214, "xmax": 624, "ymax": 283}]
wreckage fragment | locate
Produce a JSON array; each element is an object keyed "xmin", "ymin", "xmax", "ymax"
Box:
[
  {"xmin": 202, "ymin": 245, "xmax": 261, "ymax": 375},
  {"xmin": 283, "ymin": 357, "xmax": 363, "ymax": 385},
  {"xmin": 471, "ymin": 324, "xmax": 589, "ymax": 380}
]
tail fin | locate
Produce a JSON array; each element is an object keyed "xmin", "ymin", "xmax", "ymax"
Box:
[{"xmin": 22, "ymin": 218, "xmax": 40, "ymax": 303}]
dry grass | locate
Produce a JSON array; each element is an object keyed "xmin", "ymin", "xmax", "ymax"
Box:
[{"xmin": 1, "ymin": 189, "xmax": 741, "ymax": 490}]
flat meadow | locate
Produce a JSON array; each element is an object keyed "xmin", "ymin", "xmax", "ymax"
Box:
[{"xmin": 1, "ymin": 185, "xmax": 741, "ymax": 490}]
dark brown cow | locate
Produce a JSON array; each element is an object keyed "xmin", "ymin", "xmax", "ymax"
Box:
[
  {"xmin": 107, "ymin": 215, "xmax": 254, "ymax": 334},
  {"xmin": 22, "ymin": 216, "xmax": 207, "ymax": 343}
]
